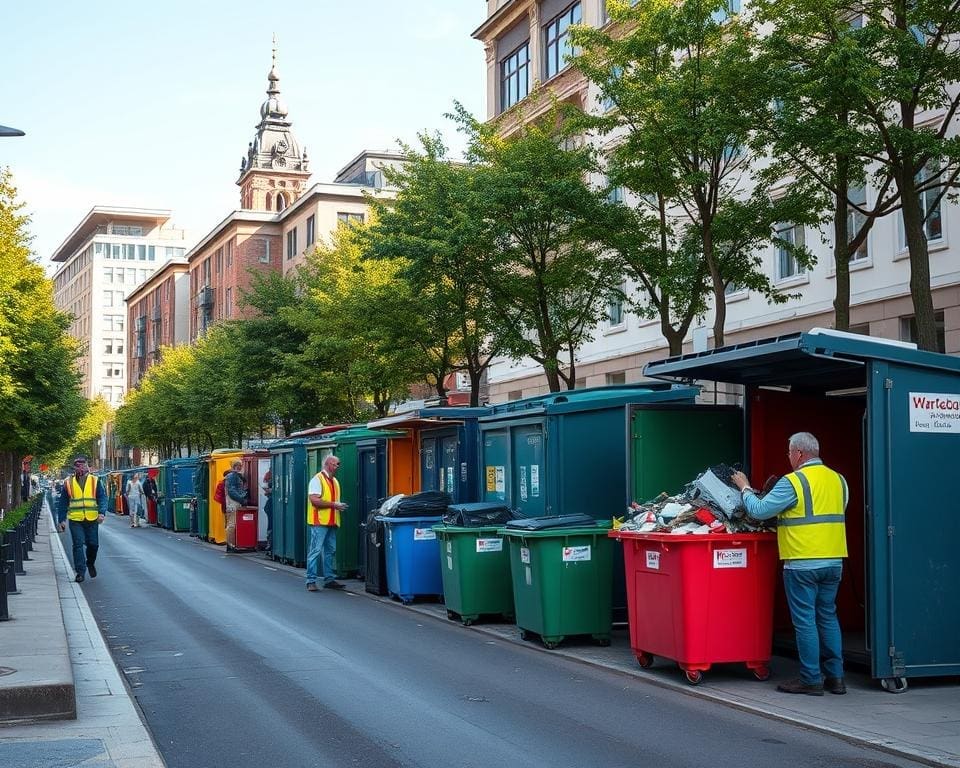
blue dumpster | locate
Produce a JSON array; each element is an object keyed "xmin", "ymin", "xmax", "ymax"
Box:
[
  {"xmin": 377, "ymin": 515, "xmax": 444, "ymax": 604},
  {"xmin": 163, "ymin": 457, "xmax": 199, "ymax": 530}
]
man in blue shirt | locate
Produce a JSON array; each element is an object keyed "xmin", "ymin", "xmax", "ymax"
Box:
[{"xmin": 732, "ymin": 432, "xmax": 848, "ymax": 696}]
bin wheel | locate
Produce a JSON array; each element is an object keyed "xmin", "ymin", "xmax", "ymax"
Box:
[
  {"xmin": 637, "ymin": 652, "xmax": 654, "ymax": 669},
  {"xmin": 543, "ymin": 639, "xmax": 560, "ymax": 650},
  {"xmin": 881, "ymin": 676, "xmax": 908, "ymax": 694},
  {"xmin": 462, "ymin": 618, "xmax": 475, "ymax": 627},
  {"xmin": 595, "ymin": 637, "xmax": 611, "ymax": 647},
  {"xmin": 752, "ymin": 666, "xmax": 771, "ymax": 682},
  {"xmin": 446, "ymin": 610, "xmax": 457, "ymax": 621},
  {"xmin": 520, "ymin": 629, "xmax": 534, "ymax": 642},
  {"xmin": 684, "ymin": 670, "xmax": 703, "ymax": 685}
]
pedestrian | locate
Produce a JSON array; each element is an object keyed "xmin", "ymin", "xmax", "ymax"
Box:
[
  {"xmin": 126, "ymin": 472, "xmax": 145, "ymax": 528},
  {"xmin": 261, "ymin": 468, "xmax": 273, "ymax": 554},
  {"xmin": 142, "ymin": 468, "xmax": 160, "ymax": 524},
  {"xmin": 731, "ymin": 431, "xmax": 848, "ymax": 696},
  {"xmin": 305, "ymin": 455, "xmax": 347, "ymax": 591},
  {"xmin": 56, "ymin": 456, "xmax": 107, "ymax": 583},
  {"xmin": 224, "ymin": 459, "xmax": 248, "ymax": 553}
]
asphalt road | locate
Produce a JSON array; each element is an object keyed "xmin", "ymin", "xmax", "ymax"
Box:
[{"xmin": 83, "ymin": 515, "xmax": 925, "ymax": 768}]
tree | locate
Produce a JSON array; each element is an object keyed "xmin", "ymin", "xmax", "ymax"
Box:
[
  {"xmin": 49, "ymin": 396, "xmax": 113, "ymax": 469},
  {"xmin": 573, "ymin": 0, "xmax": 821, "ymax": 348},
  {"xmin": 369, "ymin": 133, "xmax": 505, "ymax": 405},
  {"xmin": 456, "ymin": 103, "xmax": 625, "ymax": 391}
]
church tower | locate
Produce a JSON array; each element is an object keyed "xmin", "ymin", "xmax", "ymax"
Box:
[{"xmin": 237, "ymin": 39, "xmax": 310, "ymax": 212}]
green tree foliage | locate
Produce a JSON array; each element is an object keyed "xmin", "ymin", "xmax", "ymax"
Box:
[
  {"xmin": 456, "ymin": 104, "xmax": 624, "ymax": 391},
  {"xmin": 368, "ymin": 133, "xmax": 504, "ymax": 405},
  {"xmin": 573, "ymin": 0, "xmax": 821, "ymax": 348},
  {"xmin": 47, "ymin": 396, "xmax": 114, "ymax": 469}
]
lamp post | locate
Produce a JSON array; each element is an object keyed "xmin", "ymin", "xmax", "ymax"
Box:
[{"xmin": 0, "ymin": 125, "xmax": 25, "ymax": 137}]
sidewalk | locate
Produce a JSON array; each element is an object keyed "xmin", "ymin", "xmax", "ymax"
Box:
[
  {"xmin": 2, "ymin": 516, "xmax": 958, "ymax": 768},
  {"xmin": 0, "ymin": 506, "xmax": 165, "ymax": 768}
]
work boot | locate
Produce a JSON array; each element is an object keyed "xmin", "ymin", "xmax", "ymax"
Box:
[
  {"xmin": 88, "ymin": 563, "xmax": 97, "ymax": 578},
  {"xmin": 776, "ymin": 678, "xmax": 824, "ymax": 696},
  {"xmin": 75, "ymin": 573, "xmax": 85, "ymax": 583},
  {"xmin": 306, "ymin": 583, "xmax": 319, "ymax": 592},
  {"xmin": 324, "ymin": 581, "xmax": 346, "ymax": 590},
  {"xmin": 823, "ymin": 676, "xmax": 847, "ymax": 695}
]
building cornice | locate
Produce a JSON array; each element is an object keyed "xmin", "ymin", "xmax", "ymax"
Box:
[
  {"xmin": 471, "ymin": 0, "xmax": 527, "ymax": 42},
  {"xmin": 50, "ymin": 206, "xmax": 172, "ymax": 263},
  {"xmin": 124, "ymin": 258, "xmax": 189, "ymax": 304},
  {"xmin": 185, "ymin": 210, "xmax": 278, "ymax": 263}
]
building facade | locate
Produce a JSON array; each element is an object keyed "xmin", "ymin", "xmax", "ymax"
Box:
[
  {"xmin": 50, "ymin": 207, "xmax": 186, "ymax": 404},
  {"xmin": 473, "ymin": 0, "xmax": 960, "ymax": 401}
]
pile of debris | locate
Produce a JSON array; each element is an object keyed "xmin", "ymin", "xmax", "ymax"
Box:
[{"xmin": 618, "ymin": 465, "xmax": 774, "ymax": 535}]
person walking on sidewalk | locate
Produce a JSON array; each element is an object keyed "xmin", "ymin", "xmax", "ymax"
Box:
[
  {"xmin": 56, "ymin": 456, "xmax": 107, "ymax": 583},
  {"xmin": 732, "ymin": 431, "xmax": 848, "ymax": 697},
  {"xmin": 126, "ymin": 472, "xmax": 145, "ymax": 528},
  {"xmin": 142, "ymin": 468, "xmax": 160, "ymax": 524},
  {"xmin": 224, "ymin": 460, "xmax": 248, "ymax": 553},
  {"xmin": 305, "ymin": 455, "xmax": 347, "ymax": 591}
]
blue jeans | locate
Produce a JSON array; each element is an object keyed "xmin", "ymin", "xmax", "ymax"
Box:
[
  {"xmin": 782, "ymin": 566, "xmax": 844, "ymax": 684},
  {"xmin": 306, "ymin": 525, "xmax": 337, "ymax": 585},
  {"xmin": 68, "ymin": 519, "xmax": 100, "ymax": 577}
]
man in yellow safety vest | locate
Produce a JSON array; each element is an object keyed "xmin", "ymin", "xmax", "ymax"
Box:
[
  {"xmin": 56, "ymin": 456, "xmax": 107, "ymax": 583},
  {"xmin": 732, "ymin": 432, "xmax": 848, "ymax": 697},
  {"xmin": 304, "ymin": 455, "xmax": 348, "ymax": 592}
]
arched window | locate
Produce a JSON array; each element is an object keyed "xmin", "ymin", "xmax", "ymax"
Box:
[
  {"xmin": 265, "ymin": 193, "xmax": 273, "ymax": 211},
  {"xmin": 276, "ymin": 193, "xmax": 287, "ymax": 212}
]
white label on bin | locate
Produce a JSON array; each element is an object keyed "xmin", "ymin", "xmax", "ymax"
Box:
[
  {"xmin": 495, "ymin": 466, "xmax": 505, "ymax": 494},
  {"xmin": 562, "ymin": 545, "xmax": 591, "ymax": 562},
  {"xmin": 447, "ymin": 555, "xmax": 454, "ymax": 570},
  {"xmin": 476, "ymin": 538, "xmax": 503, "ymax": 553},
  {"xmin": 414, "ymin": 528, "xmax": 436, "ymax": 541},
  {"xmin": 446, "ymin": 541, "xmax": 452, "ymax": 554},
  {"xmin": 714, "ymin": 548, "xmax": 748, "ymax": 569},
  {"xmin": 909, "ymin": 391, "xmax": 960, "ymax": 433},
  {"xmin": 531, "ymin": 465, "xmax": 540, "ymax": 497},
  {"xmin": 520, "ymin": 466, "xmax": 528, "ymax": 502},
  {"xmin": 525, "ymin": 565, "xmax": 532, "ymax": 585},
  {"xmin": 520, "ymin": 546, "xmax": 530, "ymax": 564},
  {"xmin": 646, "ymin": 550, "xmax": 660, "ymax": 570},
  {"xmin": 242, "ymin": 514, "xmax": 254, "ymax": 521}
]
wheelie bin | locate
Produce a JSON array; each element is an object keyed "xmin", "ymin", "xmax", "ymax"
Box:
[
  {"xmin": 610, "ymin": 530, "xmax": 778, "ymax": 685},
  {"xmin": 172, "ymin": 497, "xmax": 191, "ymax": 532},
  {"xmin": 501, "ymin": 517, "xmax": 614, "ymax": 649},
  {"xmin": 378, "ymin": 515, "xmax": 444, "ymax": 604}
]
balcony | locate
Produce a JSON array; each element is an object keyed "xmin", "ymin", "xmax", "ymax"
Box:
[
  {"xmin": 134, "ymin": 315, "xmax": 147, "ymax": 332},
  {"xmin": 194, "ymin": 285, "xmax": 214, "ymax": 308}
]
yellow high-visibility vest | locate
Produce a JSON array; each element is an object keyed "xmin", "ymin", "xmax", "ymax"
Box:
[
  {"xmin": 778, "ymin": 463, "xmax": 848, "ymax": 560},
  {"xmin": 67, "ymin": 474, "xmax": 100, "ymax": 522},
  {"xmin": 306, "ymin": 472, "xmax": 340, "ymax": 527}
]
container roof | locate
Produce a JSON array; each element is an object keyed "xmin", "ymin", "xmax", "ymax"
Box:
[
  {"xmin": 288, "ymin": 423, "xmax": 351, "ymax": 438},
  {"xmin": 367, "ymin": 406, "xmax": 489, "ymax": 430},
  {"xmin": 304, "ymin": 426, "xmax": 404, "ymax": 445},
  {"xmin": 644, "ymin": 328, "xmax": 960, "ymax": 393},
  {"xmin": 481, "ymin": 384, "xmax": 699, "ymax": 420}
]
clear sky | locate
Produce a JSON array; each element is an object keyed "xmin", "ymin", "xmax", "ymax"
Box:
[{"xmin": 0, "ymin": 0, "xmax": 487, "ymax": 265}]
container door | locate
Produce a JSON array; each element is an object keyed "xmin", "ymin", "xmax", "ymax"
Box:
[
  {"xmin": 511, "ymin": 424, "xmax": 546, "ymax": 518},
  {"xmin": 440, "ymin": 434, "xmax": 459, "ymax": 500},
  {"xmin": 868, "ymin": 362, "xmax": 960, "ymax": 680},
  {"xmin": 420, "ymin": 436, "xmax": 439, "ymax": 492},
  {"xmin": 482, "ymin": 429, "xmax": 510, "ymax": 504}
]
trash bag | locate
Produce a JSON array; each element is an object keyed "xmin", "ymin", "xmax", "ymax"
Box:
[
  {"xmin": 379, "ymin": 491, "xmax": 452, "ymax": 518},
  {"xmin": 443, "ymin": 502, "xmax": 517, "ymax": 527},
  {"xmin": 503, "ymin": 513, "xmax": 597, "ymax": 531}
]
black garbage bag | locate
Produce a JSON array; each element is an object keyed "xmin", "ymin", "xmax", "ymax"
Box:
[
  {"xmin": 442, "ymin": 502, "xmax": 517, "ymax": 527},
  {"xmin": 381, "ymin": 491, "xmax": 452, "ymax": 518}
]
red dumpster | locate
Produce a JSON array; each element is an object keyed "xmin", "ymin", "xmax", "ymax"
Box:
[
  {"xmin": 235, "ymin": 506, "xmax": 258, "ymax": 551},
  {"xmin": 610, "ymin": 530, "xmax": 778, "ymax": 685}
]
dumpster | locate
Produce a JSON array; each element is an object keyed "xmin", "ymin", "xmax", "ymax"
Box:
[
  {"xmin": 235, "ymin": 506, "xmax": 259, "ymax": 550},
  {"xmin": 208, "ymin": 450, "xmax": 244, "ymax": 545},
  {"xmin": 643, "ymin": 327, "xmax": 960, "ymax": 691},
  {"xmin": 172, "ymin": 497, "xmax": 191, "ymax": 532},
  {"xmin": 501, "ymin": 519, "xmax": 614, "ymax": 649},
  {"xmin": 434, "ymin": 504, "xmax": 516, "ymax": 625},
  {"xmin": 164, "ymin": 457, "xmax": 200, "ymax": 531},
  {"xmin": 611, "ymin": 530, "xmax": 778, "ymax": 684},
  {"xmin": 194, "ymin": 457, "xmax": 210, "ymax": 539},
  {"xmin": 378, "ymin": 515, "xmax": 444, "ymax": 604},
  {"xmin": 269, "ymin": 440, "xmax": 308, "ymax": 566}
]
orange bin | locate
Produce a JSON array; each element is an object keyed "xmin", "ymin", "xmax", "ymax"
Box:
[{"xmin": 610, "ymin": 530, "xmax": 778, "ymax": 685}]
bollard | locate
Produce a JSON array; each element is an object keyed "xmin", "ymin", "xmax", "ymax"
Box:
[
  {"xmin": 17, "ymin": 520, "xmax": 31, "ymax": 561},
  {"xmin": 2, "ymin": 531, "xmax": 18, "ymax": 594},
  {"xmin": 22, "ymin": 515, "xmax": 34, "ymax": 553},
  {"xmin": 0, "ymin": 541, "xmax": 8, "ymax": 621},
  {"xmin": 11, "ymin": 526, "xmax": 25, "ymax": 576}
]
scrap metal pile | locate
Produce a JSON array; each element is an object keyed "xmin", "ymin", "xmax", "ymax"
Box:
[{"xmin": 618, "ymin": 465, "xmax": 775, "ymax": 535}]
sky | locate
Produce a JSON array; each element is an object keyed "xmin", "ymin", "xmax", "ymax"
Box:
[{"xmin": 0, "ymin": 0, "xmax": 487, "ymax": 266}]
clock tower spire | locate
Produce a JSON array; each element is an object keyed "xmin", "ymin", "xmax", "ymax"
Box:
[{"xmin": 237, "ymin": 36, "xmax": 310, "ymax": 212}]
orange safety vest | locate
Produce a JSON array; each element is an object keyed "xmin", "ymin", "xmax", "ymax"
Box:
[
  {"xmin": 67, "ymin": 474, "xmax": 100, "ymax": 522},
  {"xmin": 307, "ymin": 471, "xmax": 341, "ymax": 527}
]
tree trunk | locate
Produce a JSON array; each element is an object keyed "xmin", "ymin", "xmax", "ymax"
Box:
[
  {"xmin": 542, "ymin": 355, "xmax": 562, "ymax": 392},
  {"xmin": 899, "ymin": 175, "xmax": 938, "ymax": 350},
  {"xmin": 703, "ymin": 226, "xmax": 726, "ymax": 348},
  {"xmin": 832, "ymin": 165, "xmax": 851, "ymax": 331}
]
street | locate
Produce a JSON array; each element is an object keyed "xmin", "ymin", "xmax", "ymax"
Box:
[{"xmin": 82, "ymin": 516, "xmax": 925, "ymax": 768}]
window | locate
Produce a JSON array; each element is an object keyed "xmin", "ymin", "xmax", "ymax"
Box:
[
  {"xmin": 606, "ymin": 372, "xmax": 626, "ymax": 385},
  {"xmin": 137, "ymin": 244, "xmax": 146, "ymax": 260},
  {"xmin": 103, "ymin": 267, "xmax": 113, "ymax": 283},
  {"xmin": 226, "ymin": 240, "xmax": 233, "ymax": 267},
  {"xmin": 225, "ymin": 287, "xmax": 233, "ymax": 318},
  {"xmin": 336, "ymin": 212, "xmax": 364, "ymax": 225},
  {"xmin": 115, "ymin": 316, "xmax": 124, "ymax": 332},
  {"xmin": 148, "ymin": 245, "xmax": 156, "ymax": 261},
  {"xmin": 105, "ymin": 341, "xmax": 113, "ymax": 355},
  {"xmin": 111, "ymin": 225, "xmax": 143, "ymax": 237},
  {"xmin": 501, "ymin": 42, "xmax": 530, "ymax": 112},
  {"xmin": 847, "ymin": 184, "xmax": 869, "ymax": 261},
  {"xmin": 126, "ymin": 268, "xmax": 136, "ymax": 284},
  {"xmin": 116, "ymin": 340, "xmax": 124, "ymax": 354},
  {"xmin": 544, "ymin": 3, "xmax": 582, "ymax": 80},
  {"xmin": 607, "ymin": 289, "xmax": 625, "ymax": 328},
  {"xmin": 106, "ymin": 366, "xmax": 113, "ymax": 377},
  {"xmin": 202, "ymin": 258, "xmax": 211, "ymax": 285},
  {"xmin": 775, "ymin": 222, "xmax": 806, "ymax": 280},
  {"xmin": 259, "ymin": 238, "xmax": 271, "ymax": 264},
  {"xmin": 900, "ymin": 161, "xmax": 944, "ymax": 248},
  {"xmin": 103, "ymin": 290, "xmax": 113, "ymax": 307},
  {"xmin": 900, "ymin": 312, "xmax": 945, "ymax": 352},
  {"xmin": 286, "ymin": 228, "xmax": 298, "ymax": 260},
  {"xmin": 306, "ymin": 215, "xmax": 316, "ymax": 246},
  {"xmin": 138, "ymin": 270, "xmax": 148, "ymax": 283},
  {"xmin": 601, "ymin": 66, "xmax": 622, "ymax": 112},
  {"xmin": 574, "ymin": 377, "xmax": 586, "ymax": 389},
  {"xmin": 111, "ymin": 243, "xmax": 122, "ymax": 260},
  {"xmin": 508, "ymin": 389, "xmax": 523, "ymax": 401},
  {"xmin": 712, "ymin": 0, "xmax": 741, "ymax": 23},
  {"xmin": 216, "ymin": 247, "xmax": 223, "ymax": 273},
  {"xmin": 607, "ymin": 184, "xmax": 625, "ymax": 204}
]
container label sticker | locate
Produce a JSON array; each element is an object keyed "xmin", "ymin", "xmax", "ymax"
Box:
[
  {"xmin": 446, "ymin": 541, "xmax": 452, "ymax": 553},
  {"xmin": 439, "ymin": 468, "xmax": 445, "ymax": 491},
  {"xmin": 446, "ymin": 468, "xmax": 455, "ymax": 494},
  {"xmin": 525, "ymin": 565, "xmax": 532, "ymax": 585},
  {"xmin": 495, "ymin": 466, "xmax": 505, "ymax": 495},
  {"xmin": 714, "ymin": 548, "xmax": 747, "ymax": 568},
  {"xmin": 531, "ymin": 465, "xmax": 540, "ymax": 497},
  {"xmin": 461, "ymin": 462, "xmax": 467, "ymax": 482},
  {"xmin": 486, "ymin": 466, "xmax": 496, "ymax": 493},
  {"xmin": 520, "ymin": 466, "xmax": 528, "ymax": 502},
  {"xmin": 909, "ymin": 392, "xmax": 960, "ymax": 433},
  {"xmin": 414, "ymin": 528, "xmax": 436, "ymax": 541},
  {"xmin": 447, "ymin": 555, "xmax": 453, "ymax": 570},
  {"xmin": 476, "ymin": 538, "xmax": 503, "ymax": 553},
  {"xmin": 242, "ymin": 513, "xmax": 254, "ymax": 521},
  {"xmin": 520, "ymin": 546, "xmax": 530, "ymax": 564},
  {"xmin": 645, "ymin": 550, "xmax": 660, "ymax": 570},
  {"xmin": 424, "ymin": 448, "xmax": 435, "ymax": 470},
  {"xmin": 563, "ymin": 545, "xmax": 591, "ymax": 562}
]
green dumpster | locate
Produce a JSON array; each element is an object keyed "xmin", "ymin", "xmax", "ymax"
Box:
[
  {"xmin": 501, "ymin": 523, "xmax": 613, "ymax": 649},
  {"xmin": 172, "ymin": 497, "xmax": 191, "ymax": 532},
  {"xmin": 434, "ymin": 525, "xmax": 514, "ymax": 625}
]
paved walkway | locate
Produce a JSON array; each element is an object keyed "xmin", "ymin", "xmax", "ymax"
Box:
[{"xmin": 2, "ymin": 510, "xmax": 958, "ymax": 768}]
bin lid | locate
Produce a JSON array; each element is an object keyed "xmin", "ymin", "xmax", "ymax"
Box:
[
  {"xmin": 376, "ymin": 515, "xmax": 443, "ymax": 524},
  {"xmin": 644, "ymin": 328, "xmax": 960, "ymax": 393},
  {"xmin": 503, "ymin": 513, "xmax": 598, "ymax": 531},
  {"xmin": 367, "ymin": 406, "xmax": 491, "ymax": 430}
]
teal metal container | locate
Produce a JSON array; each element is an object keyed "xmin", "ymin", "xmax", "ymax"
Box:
[
  {"xmin": 644, "ymin": 328, "xmax": 960, "ymax": 690},
  {"xmin": 269, "ymin": 439, "xmax": 308, "ymax": 567}
]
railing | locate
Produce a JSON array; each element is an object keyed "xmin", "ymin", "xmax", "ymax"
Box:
[
  {"xmin": 194, "ymin": 286, "xmax": 214, "ymax": 308},
  {"xmin": 0, "ymin": 495, "xmax": 42, "ymax": 621}
]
